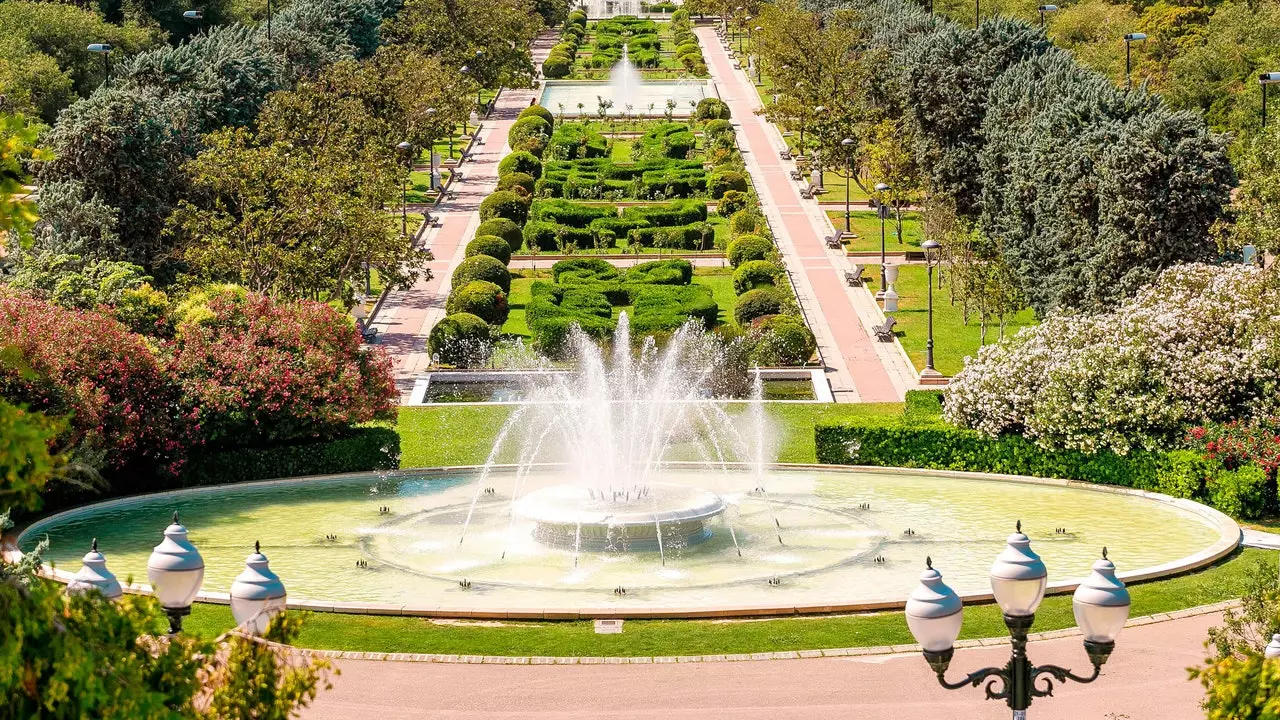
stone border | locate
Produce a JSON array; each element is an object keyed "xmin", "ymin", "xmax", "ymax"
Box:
[
  {"xmin": 292, "ymin": 599, "xmax": 1241, "ymax": 665},
  {"xmin": 9, "ymin": 464, "xmax": 1242, "ymax": 619}
]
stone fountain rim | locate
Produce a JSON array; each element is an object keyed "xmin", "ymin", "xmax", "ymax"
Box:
[{"xmin": 8, "ymin": 463, "xmax": 1242, "ymax": 620}]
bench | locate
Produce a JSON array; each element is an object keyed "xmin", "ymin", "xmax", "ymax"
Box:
[
  {"xmin": 800, "ymin": 186, "xmax": 814, "ymax": 200},
  {"xmin": 789, "ymin": 169, "xmax": 803, "ymax": 182},
  {"xmin": 355, "ymin": 319, "xmax": 379, "ymax": 343},
  {"xmin": 872, "ymin": 316, "xmax": 897, "ymax": 342},
  {"xmin": 811, "ymin": 185, "xmax": 829, "ymax": 196},
  {"xmin": 824, "ymin": 235, "xmax": 843, "ymax": 250},
  {"xmin": 779, "ymin": 149, "xmax": 792, "ymax": 161},
  {"xmin": 845, "ymin": 265, "xmax": 864, "ymax": 286}
]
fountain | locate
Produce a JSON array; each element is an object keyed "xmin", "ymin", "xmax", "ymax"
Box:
[
  {"xmin": 540, "ymin": 43, "xmax": 709, "ymax": 117},
  {"xmin": 18, "ymin": 319, "xmax": 1239, "ymax": 616},
  {"xmin": 585, "ymin": 0, "xmax": 640, "ymax": 19}
]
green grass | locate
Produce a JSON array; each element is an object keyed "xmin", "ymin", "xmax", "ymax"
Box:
[
  {"xmin": 609, "ymin": 139, "xmax": 635, "ymax": 161},
  {"xmin": 182, "ymin": 547, "xmax": 1266, "ymax": 656},
  {"xmin": 826, "ymin": 210, "xmax": 923, "ymax": 252},
  {"xmin": 691, "ymin": 270, "xmax": 736, "ymax": 327},
  {"xmin": 863, "ymin": 264, "xmax": 1038, "ymax": 376},
  {"xmin": 816, "ymin": 173, "xmax": 871, "ymax": 204}
]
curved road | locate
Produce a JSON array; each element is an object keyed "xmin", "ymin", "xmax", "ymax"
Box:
[{"xmin": 302, "ymin": 611, "xmax": 1216, "ymax": 719}]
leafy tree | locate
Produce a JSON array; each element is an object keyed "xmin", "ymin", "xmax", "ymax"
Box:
[
  {"xmin": 5, "ymin": 254, "xmax": 152, "ymax": 310},
  {"xmin": 381, "ymin": 0, "xmax": 543, "ymax": 90},
  {"xmin": 1225, "ymin": 123, "xmax": 1280, "ymax": 254},
  {"xmin": 1191, "ymin": 555, "xmax": 1280, "ymax": 718},
  {"xmin": 1044, "ymin": 0, "xmax": 1137, "ymax": 86},
  {"xmin": 0, "ymin": 114, "xmax": 42, "ymax": 250}
]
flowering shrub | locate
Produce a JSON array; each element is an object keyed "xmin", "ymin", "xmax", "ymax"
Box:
[
  {"xmin": 945, "ymin": 264, "xmax": 1280, "ymax": 454},
  {"xmin": 170, "ymin": 293, "xmax": 396, "ymax": 447},
  {"xmin": 1190, "ymin": 419, "xmax": 1280, "ymax": 478},
  {"xmin": 0, "ymin": 292, "xmax": 193, "ymax": 475}
]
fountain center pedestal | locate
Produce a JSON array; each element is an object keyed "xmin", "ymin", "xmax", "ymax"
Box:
[{"xmin": 515, "ymin": 482, "xmax": 727, "ymax": 551}]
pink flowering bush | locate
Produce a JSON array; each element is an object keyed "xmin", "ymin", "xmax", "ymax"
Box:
[
  {"xmin": 0, "ymin": 292, "xmax": 193, "ymax": 476},
  {"xmin": 945, "ymin": 264, "xmax": 1280, "ymax": 454},
  {"xmin": 169, "ymin": 292, "xmax": 396, "ymax": 447}
]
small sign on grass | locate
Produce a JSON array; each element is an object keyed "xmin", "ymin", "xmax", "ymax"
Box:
[{"xmin": 594, "ymin": 619, "xmax": 624, "ymax": 634}]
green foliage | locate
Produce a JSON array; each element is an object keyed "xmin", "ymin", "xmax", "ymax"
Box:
[
  {"xmin": 707, "ymin": 170, "xmax": 748, "ymax": 199},
  {"xmin": 717, "ymin": 190, "xmax": 750, "ymax": 217},
  {"xmin": 508, "ymin": 115, "xmax": 552, "ymax": 150},
  {"xmin": 626, "ymin": 259, "xmax": 693, "ymax": 285},
  {"xmin": 1194, "ymin": 652, "xmax": 1280, "ymax": 720},
  {"xmin": 542, "ymin": 54, "xmax": 571, "ymax": 78},
  {"xmin": 179, "ymin": 426, "xmax": 400, "ymax": 486},
  {"xmin": 0, "ymin": 400, "xmax": 66, "ymax": 512},
  {"xmin": 732, "ymin": 260, "xmax": 782, "ymax": 295},
  {"xmin": 749, "ymin": 315, "xmax": 816, "ymax": 366},
  {"xmin": 522, "ymin": 220, "xmax": 596, "ymax": 252},
  {"xmin": 1208, "ymin": 464, "xmax": 1269, "ymax": 521},
  {"xmin": 729, "ymin": 209, "xmax": 766, "ymax": 237},
  {"xmin": 726, "ymin": 234, "xmax": 774, "ymax": 267},
  {"xmin": 427, "ymin": 312, "xmax": 493, "ymax": 366},
  {"xmin": 451, "ymin": 254, "xmax": 511, "ymax": 293},
  {"xmin": 519, "ymin": 105, "xmax": 555, "ymax": 125},
  {"xmin": 630, "ymin": 284, "xmax": 718, "ymax": 333},
  {"xmin": 1204, "ymin": 556, "xmax": 1280, "ymax": 661},
  {"xmin": 1226, "ymin": 123, "xmax": 1280, "ymax": 254},
  {"xmin": 1154, "ymin": 449, "xmax": 1213, "ymax": 500},
  {"xmin": 536, "ymin": 156, "xmax": 708, "ymax": 200},
  {"xmin": 734, "ymin": 287, "xmax": 786, "ymax": 325},
  {"xmin": 446, "ymin": 280, "xmax": 509, "ymax": 325},
  {"xmin": 633, "ymin": 123, "xmax": 697, "ymax": 160},
  {"xmin": 695, "ymin": 97, "xmax": 731, "ymax": 120},
  {"xmin": 498, "ymin": 151, "xmax": 542, "ymax": 179},
  {"xmin": 465, "ymin": 234, "xmax": 513, "ymax": 265},
  {"xmin": 476, "ymin": 218, "xmax": 524, "ymax": 253},
  {"xmin": 479, "ymin": 190, "xmax": 531, "ymax": 225},
  {"xmin": 531, "ymin": 198, "xmax": 616, "ymax": 227},
  {"xmin": 496, "ymin": 171, "xmax": 536, "ymax": 197},
  {"xmin": 546, "ymin": 123, "xmax": 608, "ymax": 160},
  {"xmin": 904, "ymin": 389, "xmax": 945, "ymax": 419},
  {"xmin": 6, "ymin": 254, "xmax": 152, "ymax": 310}
]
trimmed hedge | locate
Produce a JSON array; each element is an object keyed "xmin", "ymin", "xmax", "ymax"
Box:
[
  {"xmin": 476, "ymin": 218, "xmax": 524, "ymax": 253},
  {"xmin": 536, "ymin": 157, "xmax": 707, "ymax": 200},
  {"xmin": 509, "ymin": 115, "xmax": 552, "ymax": 150},
  {"xmin": 496, "ymin": 172, "xmax": 536, "ymax": 196},
  {"xmin": 479, "ymin": 191, "xmax": 530, "ymax": 225},
  {"xmin": 627, "ymin": 258, "xmax": 693, "ymax": 285},
  {"xmin": 730, "ymin": 209, "xmax": 767, "ymax": 237},
  {"xmin": 707, "ymin": 171, "xmax": 748, "ymax": 199},
  {"xmin": 631, "ymin": 285, "xmax": 718, "ymax": 333},
  {"xmin": 519, "ymin": 105, "xmax": 555, "ymax": 126},
  {"xmin": 727, "ymin": 234, "xmax": 773, "ymax": 267},
  {"xmin": 750, "ymin": 314, "xmax": 816, "ymax": 366},
  {"xmin": 499, "ymin": 151, "xmax": 542, "ymax": 179},
  {"xmin": 543, "ymin": 55, "xmax": 571, "ymax": 79},
  {"xmin": 548, "ymin": 123, "xmax": 609, "ymax": 160},
  {"xmin": 452, "ymin": 254, "xmax": 511, "ymax": 293},
  {"xmin": 734, "ymin": 287, "xmax": 786, "ymax": 325},
  {"xmin": 717, "ymin": 190, "xmax": 750, "ymax": 216},
  {"xmin": 179, "ymin": 427, "xmax": 400, "ymax": 487},
  {"xmin": 445, "ymin": 280, "xmax": 509, "ymax": 325},
  {"xmin": 530, "ymin": 198, "xmax": 617, "ymax": 227},
  {"xmin": 428, "ymin": 312, "xmax": 493, "ymax": 366},
  {"xmin": 465, "ymin": 234, "xmax": 513, "ymax": 265},
  {"xmin": 733, "ymin": 260, "xmax": 781, "ymax": 294},
  {"xmin": 695, "ymin": 97, "xmax": 730, "ymax": 120}
]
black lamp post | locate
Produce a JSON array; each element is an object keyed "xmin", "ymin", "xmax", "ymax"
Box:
[
  {"xmin": 397, "ymin": 141, "xmax": 413, "ymax": 238},
  {"xmin": 460, "ymin": 64, "xmax": 472, "ymax": 136},
  {"xmin": 906, "ymin": 530, "xmax": 1131, "ymax": 720},
  {"xmin": 841, "ymin": 137, "xmax": 854, "ymax": 237},
  {"xmin": 754, "ymin": 26, "xmax": 763, "ymax": 83},
  {"xmin": 1262, "ymin": 73, "xmax": 1280, "ymax": 128},
  {"xmin": 87, "ymin": 44, "xmax": 113, "ymax": 87},
  {"xmin": 1037, "ymin": 4, "xmax": 1056, "ymax": 27},
  {"xmin": 921, "ymin": 238, "xmax": 941, "ymax": 377},
  {"xmin": 974, "ymin": 0, "xmax": 980, "ymax": 28},
  {"xmin": 266, "ymin": 0, "xmax": 273, "ymax": 39},
  {"xmin": 1123, "ymin": 33, "xmax": 1146, "ymax": 90},
  {"xmin": 874, "ymin": 182, "xmax": 889, "ymax": 299}
]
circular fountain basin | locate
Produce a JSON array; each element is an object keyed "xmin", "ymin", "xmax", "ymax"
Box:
[
  {"xmin": 17, "ymin": 465, "xmax": 1239, "ymax": 618},
  {"xmin": 516, "ymin": 482, "xmax": 726, "ymax": 551}
]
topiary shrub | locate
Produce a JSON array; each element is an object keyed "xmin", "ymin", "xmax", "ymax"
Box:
[
  {"xmin": 703, "ymin": 119, "xmax": 733, "ymax": 139},
  {"xmin": 631, "ymin": 284, "xmax": 719, "ymax": 333},
  {"xmin": 726, "ymin": 234, "xmax": 773, "ymax": 267},
  {"xmin": 734, "ymin": 287, "xmax": 785, "ymax": 325},
  {"xmin": 717, "ymin": 190, "xmax": 750, "ymax": 216},
  {"xmin": 497, "ymin": 171, "xmax": 536, "ymax": 196},
  {"xmin": 499, "ymin": 151, "xmax": 542, "ymax": 179},
  {"xmin": 428, "ymin": 313, "xmax": 493, "ymax": 366},
  {"xmin": 695, "ymin": 97, "xmax": 730, "ymax": 120},
  {"xmin": 542, "ymin": 55, "xmax": 571, "ymax": 78},
  {"xmin": 479, "ymin": 190, "xmax": 531, "ymax": 225},
  {"xmin": 476, "ymin": 218, "xmax": 524, "ymax": 253},
  {"xmin": 452, "ymin": 254, "xmax": 511, "ymax": 293},
  {"xmin": 729, "ymin": 209, "xmax": 766, "ymax": 236},
  {"xmin": 750, "ymin": 314, "xmax": 816, "ymax": 366},
  {"xmin": 516, "ymin": 134, "xmax": 548, "ymax": 158},
  {"xmin": 519, "ymin": 105, "xmax": 555, "ymax": 126},
  {"xmin": 707, "ymin": 170, "xmax": 748, "ymax": 199},
  {"xmin": 465, "ymin": 234, "xmax": 513, "ymax": 265},
  {"xmin": 509, "ymin": 116, "xmax": 552, "ymax": 151},
  {"xmin": 445, "ymin": 280, "xmax": 509, "ymax": 325},
  {"xmin": 627, "ymin": 258, "xmax": 694, "ymax": 285},
  {"xmin": 733, "ymin": 260, "xmax": 781, "ymax": 294}
]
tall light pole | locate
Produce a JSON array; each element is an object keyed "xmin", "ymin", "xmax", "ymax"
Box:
[
  {"xmin": 875, "ymin": 182, "xmax": 890, "ymax": 299},
  {"xmin": 460, "ymin": 64, "xmax": 472, "ymax": 136},
  {"xmin": 1262, "ymin": 72, "xmax": 1280, "ymax": 128},
  {"xmin": 841, "ymin": 137, "xmax": 854, "ymax": 236},
  {"xmin": 1037, "ymin": 4, "xmax": 1056, "ymax": 27},
  {"xmin": 906, "ymin": 530, "xmax": 1131, "ymax": 720},
  {"xmin": 921, "ymin": 238, "xmax": 941, "ymax": 377},
  {"xmin": 397, "ymin": 141, "xmax": 413, "ymax": 238},
  {"xmin": 266, "ymin": 0, "xmax": 273, "ymax": 40},
  {"xmin": 424, "ymin": 107, "xmax": 438, "ymax": 192},
  {"xmin": 754, "ymin": 26, "xmax": 763, "ymax": 83},
  {"xmin": 974, "ymin": 0, "xmax": 980, "ymax": 28},
  {"xmin": 1123, "ymin": 33, "xmax": 1146, "ymax": 90},
  {"xmin": 87, "ymin": 44, "xmax": 113, "ymax": 87}
]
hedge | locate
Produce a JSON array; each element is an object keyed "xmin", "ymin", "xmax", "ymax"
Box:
[
  {"xmin": 476, "ymin": 218, "xmax": 524, "ymax": 253},
  {"xmin": 629, "ymin": 222, "xmax": 714, "ymax": 250},
  {"xmin": 499, "ymin": 151, "xmax": 542, "ymax": 179},
  {"xmin": 727, "ymin": 234, "xmax": 773, "ymax": 267},
  {"xmin": 427, "ymin": 312, "xmax": 493, "ymax": 366},
  {"xmin": 452, "ymin": 254, "xmax": 511, "ymax": 293},
  {"xmin": 519, "ymin": 105, "xmax": 555, "ymax": 126},
  {"xmin": 695, "ymin": 97, "xmax": 731, "ymax": 120},
  {"xmin": 717, "ymin": 190, "xmax": 750, "ymax": 216},
  {"xmin": 734, "ymin": 287, "xmax": 786, "ymax": 325},
  {"xmin": 750, "ymin": 314, "xmax": 816, "ymax": 366},
  {"xmin": 631, "ymin": 284, "xmax": 719, "ymax": 333},
  {"xmin": 733, "ymin": 260, "xmax": 781, "ymax": 294},
  {"xmin": 509, "ymin": 116, "xmax": 552, "ymax": 150},
  {"xmin": 178, "ymin": 427, "xmax": 401, "ymax": 487},
  {"xmin": 465, "ymin": 234, "xmax": 513, "ymax": 265},
  {"xmin": 542, "ymin": 55, "xmax": 571, "ymax": 78},
  {"xmin": 445, "ymin": 280, "xmax": 509, "ymax": 325},
  {"xmin": 627, "ymin": 258, "xmax": 693, "ymax": 285},
  {"xmin": 536, "ymin": 157, "xmax": 708, "ymax": 200},
  {"xmin": 530, "ymin": 198, "xmax": 616, "ymax": 227},
  {"xmin": 547, "ymin": 123, "xmax": 608, "ymax": 160},
  {"xmin": 730, "ymin": 209, "xmax": 767, "ymax": 237},
  {"xmin": 708, "ymin": 171, "xmax": 748, "ymax": 199},
  {"xmin": 522, "ymin": 220, "xmax": 597, "ymax": 251},
  {"xmin": 479, "ymin": 191, "xmax": 530, "ymax": 225},
  {"xmin": 496, "ymin": 171, "xmax": 535, "ymax": 196}
]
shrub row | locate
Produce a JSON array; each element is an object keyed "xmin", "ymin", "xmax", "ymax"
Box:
[
  {"xmin": 543, "ymin": 12, "xmax": 587, "ymax": 79},
  {"xmin": 178, "ymin": 427, "xmax": 401, "ymax": 487},
  {"xmin": 537, "ymin": 157, "xmax": 708, "ymax": 200}
]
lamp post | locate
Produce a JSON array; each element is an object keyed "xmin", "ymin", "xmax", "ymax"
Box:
[
  {"xmin": 1261, "ymin": 73, "xmax": 1280, "ymax": 128},
  {"xmin": 87, "ymin": 44, "xmax": 113, "ymax": 87},
  {"xmin": 460, "ymin": 64, "xmax": 472, "ymax": 136},
  {"xmin": 905, "ymin": 526, "xmax": 1131, "ymax": 720},
  {"xmin": 754, "ymin": 27, "xmax": 763, "ymax": 83},
  {"xmin": 841, "ymin": 137, "xmax": 854, "ymax": 236},
  {"xmin": 974, "ymin": 0, "xmax": 980, "ymax": 28},
  {"xmin": 1123, "ymin": 33, "xmax": 1146, "ymax": 90},
  {"xmin": 147, "ymin": 512, "xmax": 205, "ymax": 634},
  {"xmin": 397, "ymin": 141, "xmax": 413, "ymax": 238},
  {"xmin": 874, "ymin": 182, "xmax": 889, "ymax": 299},
  {"xmin": 66, "ymin": 539, "xmax": 123, "ymax": 601},
  {"xmin": 424, "ymin": 107, "xmax": 438, "ymax": 192},
  {"xmin": 921, "ymin": 238, "xmax": 941, "ymax": 378},
  {"xmin": 474, "ymin": 50, "xmax": 485, "ymax": 117},
  {"xmin": 1037, "ymin": 4, "xmax": 1056, "ymax": 27},
  {"xmin": 230, "ymin": 541, "xmax": 287, "ymax": 634}
]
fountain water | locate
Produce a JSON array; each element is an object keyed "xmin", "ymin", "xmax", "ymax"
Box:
[
  {"xmin": 608, "ymin": 45, "xmax": 642, "ymax": 111},
  {"xmin": 585, "ymin": 0, "xmax": 639, "ymax": 18}
]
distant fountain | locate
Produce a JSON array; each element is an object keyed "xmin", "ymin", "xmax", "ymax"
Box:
[
  {"xmin": 586, "ymin": 0, "xmax": 640, "ymax": 18},
  {"xmin": 608, "ymin": 45, "xmax": 642, "ymax": 111}
]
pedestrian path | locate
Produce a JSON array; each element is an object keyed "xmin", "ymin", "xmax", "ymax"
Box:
[
  {"xmin": 372, "ymin": 34, "xmax": 557, "ymax": 400},
  {"xmin": 696, "ymin": 27, "xmax": 916, "ymax": 403}
]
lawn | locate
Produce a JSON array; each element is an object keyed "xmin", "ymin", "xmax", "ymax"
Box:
[
  {"xmin": 826, "ymin": 210, "xmax": 923, "ymax": 252},
  {"xmin": 863, "ymin": 264, "xmax": 1038, "ymax": 376},
  {"xmin": 182, "ymin": 547, "xmax": 1266, "ymax": 656}
]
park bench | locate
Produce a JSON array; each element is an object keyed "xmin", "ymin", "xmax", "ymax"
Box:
[
  {"xmin": 779, "ymin": 149, "xmax": 792, "ymax": 161},
  {"xmin": 800, "ymin": 186, "xmax": 814, "ymax": 200},
  {"xmin": 824, "ymin": 235, "xmax": 842, "ymax": 250},
  {"xmin": 355, "ymin": 318, "xmax": 379, "ymax": 343},
  {"xmin": 872, "ymin": 316, "xmax": 897, "ymax": 342},
  {"xmin": 845, "ymin": 265, "xmax": 864, "ymax": 287},
  {"xmin": 789, "ymin": 169, "xmax": 803, "ymax": 182}
]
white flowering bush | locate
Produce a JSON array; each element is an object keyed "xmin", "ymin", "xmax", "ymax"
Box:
[{"xmin": 945, "ymin": 264, "xmax": 1280, "ymax": 454}]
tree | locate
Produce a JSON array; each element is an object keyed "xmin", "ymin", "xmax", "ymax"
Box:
[
  {"xmin": 863, "ymin": 117, "xmax": 925, "ymax": 241},
  {"xmin": 1191, "ymin": 556, "xmax": 1280, "ymax": 719},
  {"xmin": 381, "ymin": 0, "xmax": 543, "ymax": 91},
  {"xmin": 0, "ymin": 114, "xmax": 42, "ymax": 250},
  {"xmin": 1226, "ymin": 123, "xmax": 1280, "ymax": 254}
]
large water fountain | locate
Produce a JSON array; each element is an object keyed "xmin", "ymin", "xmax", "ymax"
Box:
[
  {"xmin": 20, "ymin": 320, "xmax": 1238, "ymax": 616},
  {"xmin": 540, "ymin": 44, "xmax": 709, "ymax": 117}
]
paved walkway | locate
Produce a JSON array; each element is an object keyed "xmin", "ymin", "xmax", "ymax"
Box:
[
  {"xmin": 697, "ymin": 27, "xmax": 916, "ymax": 403},
  {"xmin": 372, "ymin": 34, "xmax": 557, "ymax": 399},
  {"xmin": 302, "ymin": 610, "xmax": 1220, "ymax": 719}
]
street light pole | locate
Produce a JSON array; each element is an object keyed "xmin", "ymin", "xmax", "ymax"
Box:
[
  {"xmin": 267, "ymin": 0, "xmax": 272, "ymax": 40},
  {"xmin": 397, "ymin": 141, "xmax": 413, "ymax": 238},
  {"xmin": 874, "ymin": 182, "xmax": 889, "ymax": 299},
  {"xmin": 1123, "ymin": 33, "xmax": 1146, "ymax": 90},
  {"xmin": 1037, "ymin": 4, "xmax": 1056, "ymax": 28},
  {"xmin": 841, "ymin": 137, "xmax": 854, "ymax": 236},
  {"xmin": 87, "ymin": 44, "xmax": 113, "ymax": 87},
  {"xmin": 1262, "ymin": 73, "xmax": 1280, "ymax": 128},
  {"xmin": 974, "ymin": 0, "xmax": 980, "ymax": 28},
  {"xmin": 921, "ymin": 238, "xmax": 941, "ymax": 377}
]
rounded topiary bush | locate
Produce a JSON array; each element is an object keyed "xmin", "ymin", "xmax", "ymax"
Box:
[
  {"xmin": 726, "ymin": 234, "xmax": 773, "ymax": 267},
  {"xmin": 497, "ymin": 171, "xmax": 536, "ymax": 196},
  {"xmin": 446, "ymin": 280, "xmax": 509, "ymax": 325},
  {"xmin": 695, "ymin": 97, "xmax": 731, "ymax": 121},
  {"xmin": 707, "ymin": 170, "xmax": 748, "ymax": 199},
  {"xmin": 519, "ymin": 105, "xmax": 555, "ymax": 126},
  {"xmin": 479, "ymin": 190, "xmax": 530, "ymax": 226},
  {"xmin": 543, "ymin": 55, "xmax": 571, "ymax": 79},
  {"xmin": 465, "ymin": 234, "xmax": 513, "ymax": 265},
  {"xmin": 476, "ymin": 218, "xmax": 524, "ymax": 253},
  {"xmin": 733, "ymin": 260, "xmax": 781, "ymax": 294},
  {"xmin": 509, "ymin": 116, "xmax": 551, "ymax": 150},
  {"xmin": 750, "ymin": 314, "xmax": 816, "ymax": 366},
  {"xmin": 499, "ymin": 150, "xmax": 542, "ymax": 179},
  {"xmin": 717, "ymin": 190, "xmax": 750, "ymax": 217},
  {"xmin": 734, "ymin": 287, "xmax": 786, "ymax": 326},
  {"xmin": 729, "ymin": 209, "xmax": 765, "ymax": 237},
  {"xmin": 428, "ymin": 312, "xmax": 493, "ymax": 367},
  {"xmin": 703, "ymin": 119, "xmax": 733, "ymax": 139},
  {"xmin": 452, "ymin": 254, "xmax": 511, "ymax": 293}
]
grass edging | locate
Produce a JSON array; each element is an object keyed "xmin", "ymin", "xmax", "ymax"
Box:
[{"xmin": 184, "ymin": 547, "xmax": 1264, "ymax": 658}]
